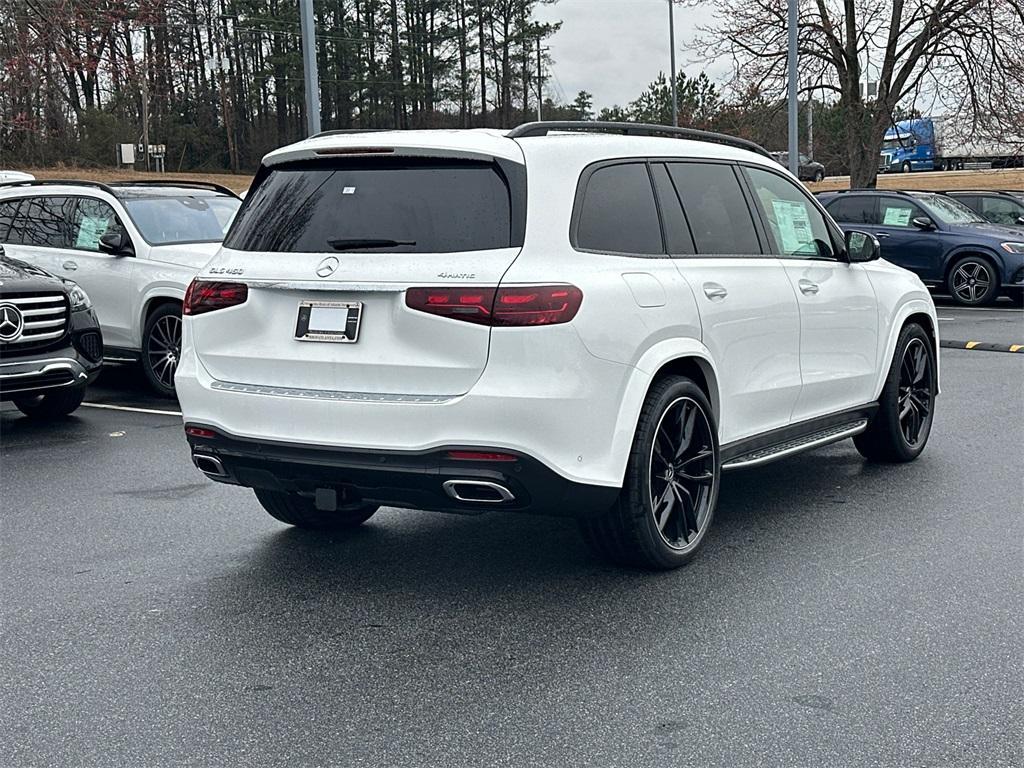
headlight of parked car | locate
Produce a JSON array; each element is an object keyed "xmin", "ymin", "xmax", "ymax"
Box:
[
  {"xmin": 1000, "ymin": 242, "xmax": 1024, "ymax": 254},
  {"xmin": 66, "ymin": 282, "xmax": 92, "ymax": 310}
]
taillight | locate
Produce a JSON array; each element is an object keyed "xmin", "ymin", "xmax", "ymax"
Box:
[
  {"xmin": 405, "ymin": 285, "xmax": 582, "ymax": 327},
  {"xmin": 183, "ymin": 280, "xmax": 248, "ymax": 316}
]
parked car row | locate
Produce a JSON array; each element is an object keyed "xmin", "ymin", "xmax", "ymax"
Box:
[
  {"xmin": 818, "ymin": 188, "xmax": 1024, "ymax": 305},
  {"xmin": 0, "ymin": 179, "xmax": 242, "ymax": 396}
]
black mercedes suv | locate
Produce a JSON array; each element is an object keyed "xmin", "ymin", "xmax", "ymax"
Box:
[{"xmin": 0, "ymin": 245, "xmax": 103, "ymax": 417}]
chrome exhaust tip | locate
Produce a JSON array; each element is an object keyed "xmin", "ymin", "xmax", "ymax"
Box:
[
  {"xmin": 193, "ymin": 453, "xmax": 228, "ymax": 478},
  {"xmin": 442, "ymin": 479, "xmax": 515, "ymax": 504}
]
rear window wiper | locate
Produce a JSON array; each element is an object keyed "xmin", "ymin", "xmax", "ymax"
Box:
[{"xmin": 328, "ymin": 238, "xmax": 416, "ymax": 250}]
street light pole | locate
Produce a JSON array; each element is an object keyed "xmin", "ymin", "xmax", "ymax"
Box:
[
  {"xmin": 536, "ymin": 36, "xmax": 543, "ymax": 122},
  {"xmin": 669, "ymin": 0, "xmax": 678, "ymax": 126},
  {"xmin": 787, "ymin": 0, "xmax": 798, "ymax": 175},
  {"xmin": 299, "ymin": 0, "xmax": 321, "ymax": 136}
]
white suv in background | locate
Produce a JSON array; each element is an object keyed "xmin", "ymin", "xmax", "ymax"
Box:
[
  {"xmin": 179, "ymin": 122, "xmax": 939, "ymax": 569},
  {"xmin": 0, "ymin": 180, "xmax": 241, "ymax": 395}
]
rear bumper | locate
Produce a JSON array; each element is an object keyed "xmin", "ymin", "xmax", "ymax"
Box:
[{"xmin": 185, "ymin": 425, "xmax": 619, "ymax": 518}]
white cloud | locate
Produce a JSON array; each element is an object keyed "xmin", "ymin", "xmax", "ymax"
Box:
[{"xmin": 533, "ymin": 0, "xmax": 726, "ymax": 110}]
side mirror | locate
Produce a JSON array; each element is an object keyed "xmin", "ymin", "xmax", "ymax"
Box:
[
  {"xmin": 911, "ymin": 216, "xmax": 936, "ymax": 231},
  {"xmin": 98, "ymin": 232, "xmax": 134, "ymax": 256},
  {"xmin": 845, "ymin": 230, "xmax": 881, "ymax": 263}
]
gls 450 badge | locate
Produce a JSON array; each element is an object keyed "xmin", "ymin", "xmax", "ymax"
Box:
[{"xmin": 208, "ymin": 267, "xmax": 244, "ymax": 275}]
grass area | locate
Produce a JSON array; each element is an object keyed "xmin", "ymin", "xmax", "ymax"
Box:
[
  {"xmin": 23, "ymin": 167, "xmax": 254, "ymax": 194},
  {"xmin": 19, "ymin": 164, "xmax": 1024, "ymax": 196},
  {"xmin": 808, "ymin": 167, "xmax": 1024, "ymax": 192}
]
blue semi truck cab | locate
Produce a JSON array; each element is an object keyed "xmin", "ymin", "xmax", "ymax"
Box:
[{"xmin": 880, "ymin": 119, "xmax": 942, "ymax": 173}]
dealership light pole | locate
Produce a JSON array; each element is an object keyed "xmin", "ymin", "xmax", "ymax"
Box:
[
  {"xmin": 787, "ymin": 0, "xmax": 798, "ymax": 175},
  {"xmin": 668, "ymin": 0, "xmax": 678, "ymax": 126},
  {"xmin": 299, "ymin": 0, "xmax": 321, "ymax": 136}
]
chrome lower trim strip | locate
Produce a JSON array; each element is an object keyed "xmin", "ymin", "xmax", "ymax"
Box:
[
  {"xmin": 210, "ymin": 379, "xmax": 455, "ymax": 404},
  {"xmin": 0, "ymin": 358, "xmax": 88, "ymax": 392},
  {"xmin": 722, "ymin": 421, "xmax": 868, "ymax": 471}
]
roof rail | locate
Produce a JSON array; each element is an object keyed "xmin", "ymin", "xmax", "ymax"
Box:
[
  {"xmin": 106, "ymin": 179, "xmax": 240, "ymax": 198},
  {"xmin": 506, "ymin": 121, "xmax": 773, "ymax": 160},
  {"xmin": 827, "ymin": 188, "xmax": 919, "ymax": 197},
  {"xmin": 0, "ymin": 178, "xmax": 240, "ymax": 198},
  {"xmin": 0, "ymin": 178, "xmax": 119, "ymax": 195}
]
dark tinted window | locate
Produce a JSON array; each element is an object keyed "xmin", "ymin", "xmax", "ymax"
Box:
[
  {"xmin": 0, "ymin": 199, "xmax": 19, "ymax": 241},
  {"xmin": 826, "ymin": 195, "xmax": 876, "ymax": 224},
  {"xmin": 666, "ymin": 163, "xmax": 760, "ymax": 255},
  {"xmin": 7, "ymin": 196, "xmax": 76, "ymax": 248},
  {"xmin": 980, "ymin": 196, "xmax": 1024, "ymax": 225},
  {"xmin": 227, "ymin": 160, "xmax": 514, "ymax": 253},
  {"xmin": 576, "ymin": 162, "xmax": 663, "ymax": 254},
  {"xmin": 72, "ymin": 198, "xmax": 128, "ymax": 251},
  {"xmin": 650, "ymin": 164, "xmax": 695, "ymax": 254},
  {"xmin": 745, "ymin": 166, "xmax": 836, "ymax": 259}
]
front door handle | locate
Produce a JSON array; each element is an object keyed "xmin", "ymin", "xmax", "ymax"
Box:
[
  {"xmin": 798, "ymin": 279, "xmax": 819, "ymax": 295},
  {"xmin": 875, "ymin": 233, "xmax": 890, "ymax": 239},
  {"xmin": 62, "ymin": 260, "xmax": 78, "ymax": 271},
  {"xmin": 702, "ymin": 282, "xmax": 728, "ymax": 301}
]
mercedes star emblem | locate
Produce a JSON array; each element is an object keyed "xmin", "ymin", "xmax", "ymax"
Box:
[
  {"xmin": 316, "ymin": 256, "xmax": 340, "ymax": 278},
  {"xmin": 0, "ymin": 303, "xmax": 24, "ymax": 343}
]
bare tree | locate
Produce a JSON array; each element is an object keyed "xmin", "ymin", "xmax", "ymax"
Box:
[{"xmin": 682, "ymin": 0, "xmax": 1024, "ymax": 187}]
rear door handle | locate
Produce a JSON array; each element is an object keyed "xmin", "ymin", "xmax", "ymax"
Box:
[
  {"xmin": 798, "ymin": 279, "xmax": 819, "ymax": 295},
  {"xmin": 702, "ymin": 283, "xmax": 728, "ymax": 301},
  {"xmin": 62, "ymin": 260, "xmax": 78, "ymax": 271}
]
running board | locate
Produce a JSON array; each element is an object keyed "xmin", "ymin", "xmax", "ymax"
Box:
[{"xmin": 722, "ymin": 420, "xmax": 868, "ymax": 471}]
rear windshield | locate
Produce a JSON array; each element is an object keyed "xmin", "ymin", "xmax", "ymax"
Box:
[{"xmin": 225, "ymin": 159, "xmax": 517, "ymax": 253}]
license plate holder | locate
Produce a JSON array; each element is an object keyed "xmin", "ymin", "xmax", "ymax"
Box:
[{"xmin": 295, "ymin": 301, "xmax": 362, "ymax": 343}]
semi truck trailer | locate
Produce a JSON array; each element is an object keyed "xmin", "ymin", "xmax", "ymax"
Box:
[{"xmin": 880, "ymin": 118, "xmax": 1023, "ymax": 173}]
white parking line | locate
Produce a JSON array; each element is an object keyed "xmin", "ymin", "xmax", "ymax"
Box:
[{"xmin": 81, "ymin": 402, "xmax": 182, "ymax": 417}]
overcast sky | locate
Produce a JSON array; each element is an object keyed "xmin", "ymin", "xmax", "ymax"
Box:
[{"xmin": 533, "ymin": 0, "xmax": 727, "ymax": 111}]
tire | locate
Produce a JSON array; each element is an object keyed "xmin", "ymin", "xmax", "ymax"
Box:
[
  {"xmin": 579, "ymin": 376, "xmax": 720, "ymax": 570},
  {"xmin": 854, "ymin": 323, "xmax": 936, "ymax": 463},
  {"xmin": 14, "ymin": 384, "xmax": 86, "ymax": 419},
  {"xmin": 142, "ymin": 303, "xmax": 182, "ymax": 397},
  {"xmin": 254, "ymin": 489, "xmax": 379, "ymax": 530},
  {"xmin": 813, "ymin": 170, "xmax": 825, "ymax": 182},
  {"xmin": 947, "ymin": 255, "xmax": 999, "ymax": 306},
  {"xmin": 902, "ymin": 161, "xmax": 913, "ymax": 173}
]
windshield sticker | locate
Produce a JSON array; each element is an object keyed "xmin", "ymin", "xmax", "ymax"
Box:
[
  {"xmin": 882, "ymin": 207, "xmax": 913, "ymax": 227},
  {"xmin": 75, "ymin": 216, "xmax": 109, "ymax": 250},
  {"xmin": 770, "ymin": 200, "xmax": 816, "ymax": 254}
]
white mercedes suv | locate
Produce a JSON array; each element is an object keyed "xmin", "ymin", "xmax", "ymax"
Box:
[
  {"xmin": 178, "ymin": 122, "xmax": 939, "ymax": 569},
  {"xmin": 0, "ymin": 180, "xmax": 241, "ymax": 395}
]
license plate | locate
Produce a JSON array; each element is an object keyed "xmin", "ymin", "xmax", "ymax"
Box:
[{"xmin": 295, "ymin": 301, "xmax": 362, "ymax": 343}]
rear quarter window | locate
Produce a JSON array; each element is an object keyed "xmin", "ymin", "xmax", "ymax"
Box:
[
  {"xmin": 574, "ymin": 162, "xmax": 664, "ymax": 255},
  {"xmin": 226, "ymin": 159, "xmax": 521, "ymax": 254}
]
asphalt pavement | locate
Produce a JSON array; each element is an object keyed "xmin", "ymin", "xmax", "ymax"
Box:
[{"xmin": 1, "ymin": 306, "xmax": 1021, "ymax": 767}]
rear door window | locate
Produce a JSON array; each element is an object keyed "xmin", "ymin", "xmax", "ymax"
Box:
[
  {"xmin": 575, "ymin": 162, "xmax": 664, "ymax": 255},
  {"xmin": 825, "ymin": 195, "xmax": 877, "ymax": 225},
  {"xmin": 6, "ymin": 196, "xmax": 76, "ymax": 248},
  {"xmin": 227, "ymin": 159, "xmax": 517, "ymax": 253},
  {"xmin": 0, "ymin": 199, "xmax": 19, "ymax": 241},
  {"xmin": 666, "ymin": 163, "xmax": 761, "ymax": 255}
]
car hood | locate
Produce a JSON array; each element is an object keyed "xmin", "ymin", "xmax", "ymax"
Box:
[
  {"xmin": 0, "ymin": 253, "xmax": 66, "ymax": 294},
  {"xmin": 945, "ymin": 222, "xmax": 1024, "ymax": 240},
  {"xmin": 146, "ymin": 241, "xmax": 223, "ymax": 268}
]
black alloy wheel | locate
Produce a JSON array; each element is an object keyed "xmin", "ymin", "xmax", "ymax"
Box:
[
  {"xmin": 143, "ymin": 304, "xmax": 182, "ymax": 397},
  {"xmin": 948, "ymin": 257, "xmax": 998, "ymax": 306},
  {"xmin": 896, "ymin": 338, "xmax": 933, "ymax": 447},
  {"xmin": 649, "ymin": 397, "xmax": 717, "ymax": 549},
  {"xmin": 854, "ymin": 322, "xmax": 936, "ymax": 463},
  {"xmin": 578, "ymin": 376, "xmax": 721, "ymax": 569}
]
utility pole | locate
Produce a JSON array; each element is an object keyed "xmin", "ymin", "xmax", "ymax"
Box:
[
  {"xmin": 141, "ymin": 51, "xmax": 150, "ymax": 172},
  {"xmin": 807, "ymin": 90, "xmax": 814, "ymax": 160},
  {"xmin": 299, "ymin": 0, "xmax": 321, "ymax": 136},
  {"xmin": 536, "ymin": 37, "xmax": 543, "ymax": 122},
  {"xmin": 668, "ymin": 0, "xmax": 678, "ymax": 126},
  {"xmin": 786, "ymin": 0, "xmax": 798, "ymax": 175}
]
